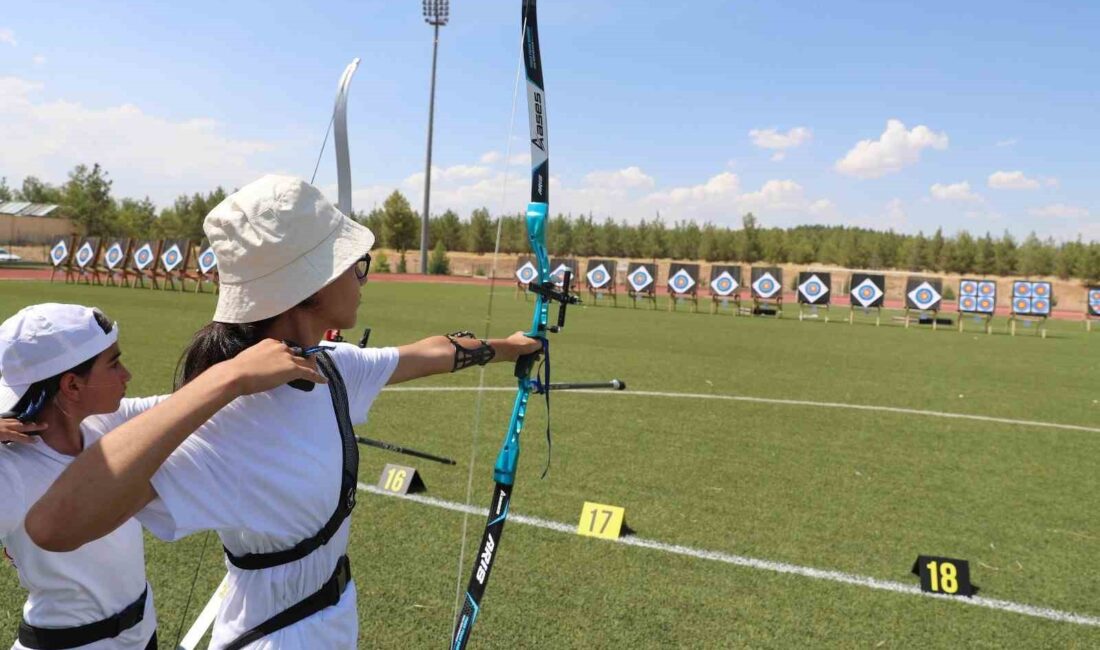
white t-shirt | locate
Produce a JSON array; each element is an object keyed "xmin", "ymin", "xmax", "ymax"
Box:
[
  {"xmin": 0, "ymin": 397, "xmax": 163, "ymax": 650},
  {"xmin": 137, "ymin": 343, "xmax": 399, "ymax": 650}
]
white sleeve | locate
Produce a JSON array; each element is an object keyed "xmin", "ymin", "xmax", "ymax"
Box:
[
  {"xmin": 136, "ymin": 423, "xmax": 241, "ymax": 542},
  {"xmin": 0, "ymin": 453, "xmax": 26, "ymax": 539},
  {"xmin": 82, "ymin": 395, "xmax": 170, "ymax": 440},
  {"xmin": 330, "ymin": 344, "xmax": 400, "ymax": 425}
]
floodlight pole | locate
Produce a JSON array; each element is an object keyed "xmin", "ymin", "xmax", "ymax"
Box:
[{"xmin": 420, "ymin": 0, "xmax": 449, "ymax": 274}]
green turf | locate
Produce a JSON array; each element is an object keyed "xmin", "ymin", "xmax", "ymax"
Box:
[{"xmin": 1, "ymin": 281, "xmax": 1098, "ymax": 648}]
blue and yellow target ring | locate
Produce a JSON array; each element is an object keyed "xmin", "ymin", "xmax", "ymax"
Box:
[
  {"xmin": 960, "ymin": 296, "xmax": 977, "ymax": 311},
  {"xmin": 632, "ymin": 272, "xmax": 647, "ymax": 285},
  {"xmin": 1015, "ymin": 298, "xmax": 1030, "ymax": 312},
  {"xmin": 518, "ymin": 267, "xmax": 536, "ymax": 282},
  {"xmin": 77, "ymin": 249, "xmax": 92, "ymax": 265},
  {"xmin": 1032, "ymin": 299, "xmax": 1050, "ymax": 313},
  {"xmin": 960, "ymin": 281, "xmax": 977, "ymax": 295},
  {"xmin": 200, "ymin": 252, "xmax": 215, "ymax": 268},
  {"xmin": 759, "ymin": 279, "xmax": 774, "ymax": 292},
  {"xmin": 1033, "ymin": 283, "xmax": 1049, "ymax": 297},
  {"xmin": 673, "ymin": 276, "xmax": 689, "ymax": 290},
  {"xmin": 136, "ymin": 250, "xmax": 151, "ymax": 265},
  {"xmin": 916, "ymin": 289, "xmax": 932, "ymax": 303},
  {"xmin": 978, "ymin": 297, "xmax": 994, "ymax": 312},
  {"xmin": 804, "ymin": 282, "xmax": 821, "ymax": 296},
  {"xmin": 1015, "ymin": 283, "xmax": 1032, "ymax": 297},
  {"xmin": 165, "ymin": 250, "xmax": 180, "ymax": 265},
  {"xmin": 590, "ymin": 270, "xmax": 606, "ymax": 284},
  {"xmin": 716, "ymin": 277, "xmax": 733, "ymax": 292},
  {"xmin": 106, "ymin": 248, "xmax": 122, "ymax": 265},
  {"xmin": 858, "ymin": 286, "xmax": 875, "ymax": 300},
  {"xmin": 51, "ymin": 244, "xmax": 67, "ymax": 264},
  {"xmin": 979, "ymin": 282, "xmax": 994, "ymax": 296}
]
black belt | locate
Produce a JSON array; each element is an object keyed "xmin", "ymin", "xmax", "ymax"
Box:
[
  {"xmin": 223, "ymin": 554, "xmax": 351, "ymax": 650},
  {"xmin": 18, "ymin": 586, "xmax": 151, "ymax": 650}
]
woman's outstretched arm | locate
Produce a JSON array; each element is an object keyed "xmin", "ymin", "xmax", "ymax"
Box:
[{"xmin": 26, "ymin": 339, "xmax": 326, "ymax": 552}]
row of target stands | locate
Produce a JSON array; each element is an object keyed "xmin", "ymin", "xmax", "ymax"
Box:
[
  {"xmin": 514, "ymin": 258, "xmax": 1100, "ymax": 337},
  {"xmin": 46, "ymin": 235, "xmax": 218, "ymax": 292}
]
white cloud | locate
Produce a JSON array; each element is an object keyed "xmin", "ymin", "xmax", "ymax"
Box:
[
  {"xmin": 749, "ymin": 126, "xmax": 812, "ymax": 152},
  {"xmin": 32, "ymin": 55, "xmax": 46, "ymax": 66},
  {"xmin": 0, "ymin": 29, "xmax": 15, "ymax": 47},
  {"xmin": 1029, "ymin": 203, "xmax": 1090, "ymax": 220},
  {"xmin": 478, "ymin": 150, "xmax": 501, "ymax": 164},
  {"xmin": 582, "ymin": 166, "xmax": 654, "ymax": 191},
  {"xmin": 834, "ymin": 119, "xmax": 948, "ymax": 179},
  {"xmin": 930, "ymin": 181, "xmax": 981, "ymax": 202},
  {"xmin": 995, "ymin": 138, "xmax": 1017, "ymax": 147},
  {"xmin": 0, "ymin": 76, "xmax": 273, "ymax": 205},
  {"xmin": 770, "ymin": 152, "xmax": 786, "ymax": 162},
  {"xmin": 644, "ymin": 172, "xmax": 740, "ymax": 206},
  {"xmin": 987, "ymin": 170, "xmax": 1040, "ymax": 190}
]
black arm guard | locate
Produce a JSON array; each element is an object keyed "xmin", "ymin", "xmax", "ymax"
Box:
[{"xmin": 446, "ymin": 331, "xmax": 496, "ymax": 372}]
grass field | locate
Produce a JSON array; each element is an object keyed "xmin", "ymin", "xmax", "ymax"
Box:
[{"xmin": 1, "ymin": 280, "xmax": 1098, "ymax": 648}]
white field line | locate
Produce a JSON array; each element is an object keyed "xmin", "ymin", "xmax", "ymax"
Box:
[
  {"xmin": 359, "ymin": 483, "xmax": 1100, "ymax": 628},
  {"xmin": 383, "ymin": 386, "xmax": 1100, "ymax": 434}
]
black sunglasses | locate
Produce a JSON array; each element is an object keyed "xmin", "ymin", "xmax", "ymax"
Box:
[{"xmin": 354, "ymin": 253, "xmax": 371, "ymax": 283}]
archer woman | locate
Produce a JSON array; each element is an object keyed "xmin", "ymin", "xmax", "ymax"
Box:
[
  {"xmin": 1, "ymin": 303, "xmax": 324, "ymax": 650},
  {"xmin": 28, "ymin": 175, "xmax": 541, "ymax": 649}
]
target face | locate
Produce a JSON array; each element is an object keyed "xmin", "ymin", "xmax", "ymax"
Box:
[
  {"xmin": 134, "ymin": 244, "xmax": 154, "ymax": 270},
  {"xmin": 710, "ymin": 271, "xmax": 738, "ymax": 296},
  {"xmin": 978, "ymin": 281, "xmax": 996, "ymax": 297},
  {"xmin": 75, "ymin": 242, "xmax": 94, "ymax": 268},
  {"xmin": 628, "ymin": 266, "xmax": 654, "ymax": 292},
  {"xmin": 959, "ymin": 296, "xmax": 978, "ymax": 312},
  {"xmin": 586, "ymin": 264, "xmax": 610, "ymax": 289},
  {"xmin": 161, "ymin": 244, "xmax": 183, "ymax": 271},
  {"xmin": 550, "ymin": 263, "xmax": 573, "ymax": 287},
  {"xmin": 752, "ymin": 272, "xmax": 780, "ymax": 298},
  {"xmin": 198, "ymin": 247, "xmax": 217, "ymax": 273},
  {"xmin": 977, "ymin": 297, "xmax": 995, "ymax": 313},
  {"xmin": 1014, "ymin": 297, "xmax": 1031, "ymax": 313},
  {"xmin": 851, "ymin": 278, "xmax": 884, "ymax": 307},
  {"xmin": 1031, "ymin": 298, "xmax": 1051, "ymax": 314},
  {"xmin": 797, "ymin": 274, "xmax": 829, "ymax": 304},
  {"xmin": 907, "ymin": 281, "xmax": 941, "ymax": 311},
  {"xmin": 50, "ymin": 240, "xmax": 69, "ymax": 266},
  {"xmin": 105, "ymin": 244, "xmax": 124, "ymax": 269},
  {"xmin": 1088, "ymin": 288, "xmax": 1100, "ymax": 316},
  {"xmin": 1032, "ymin": 282, "xmax": 1050, "ymax": 298},
  {"xmin": 668, "ymin": 269, "xmax": 696, "ymax": 294},
  {"xmin": 515, "ymin": 261, "xmax": 537, "ymax": 284},
  {"xmin": 1013, "ymin": 281, "xmax": 1032, "ymax": 298},
  {"xmin": 959, "ymin": 280, "xmax": 977, "ymax": 296}
]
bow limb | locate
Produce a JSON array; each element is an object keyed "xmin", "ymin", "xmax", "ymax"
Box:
[{"xmin": 334, "ymin": 58, "xmax": 360, "ymax": 216}]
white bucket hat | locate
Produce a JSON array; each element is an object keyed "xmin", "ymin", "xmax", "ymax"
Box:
[
  {"xmin": 0, "ymin": 303, "xmax": 119, "ymax": 412},
  {"xmin": 204, "ymin": 174, "xmax": 376, "ymax": 323}
]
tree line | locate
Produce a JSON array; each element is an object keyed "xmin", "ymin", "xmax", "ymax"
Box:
[{"xmin": 3, "ymin": 166, "xmax": 1098, "ymax": 282}]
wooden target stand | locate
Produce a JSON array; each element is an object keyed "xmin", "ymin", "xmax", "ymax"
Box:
[
  {"xmin": 626, "ymin": 263, "xmax": 658, "ymax": 310},
  {"xmin": 73, "ymin": 237, "xmax": 104, "ymax": 286},
  {"xmin": 752, "ymin": 294, "xmax": 783, "ymax": 318},
  {"xmin": 707, "ymin": 265, "xmax": 741, "ymax": 316},
  {"xmin": 48, "ymin": 235, "xmax": 77, "ymax": 283},
  {"xmin": 1086, "ymin": 287, "xmax": 1100, "ymax": 332},
  {"xmin": 129, "ymin": 240, "xmax": 163, "ymax": 289},
  {"xmin": 159, "ymin": 239, "xmax": 193, "ymax": 291},
  {"xmin": 667, "ymin": 263, "xmax": 699, "ymax": 313},
  {"xmin": 798, "ymin": 302, "xmax": 830, "ymax": 322},
  {"xmin": 1007, "ymin": 314, "xmax": 1048, "ymax": 338},
  {"xmin": 957, "ymin": 312, "xmax": 993, "ymax": 334},
  {"xmin": 102, "ymin": 238, "xmax": 134, "ymax": 287},
  {"xmin": 903, "ymin": 308, "xmax": 943, "ymax": 331},
  {"xmin": 192, "ymin": 243, "xmax": 219, "ymax": 293},
  {"xmin": 583, "ymin": 259, "xmax": 618, "ymax": 307},
  {"xmin": 848, "ymin": 305, "xmax": 882, "ymax": 326}
]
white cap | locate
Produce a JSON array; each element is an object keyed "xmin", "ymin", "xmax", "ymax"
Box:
[
  {"xmin": 204, "ymin": 174, "xmax": 376, "ymax": 323},
  {"xmin": 0, "ymin": 304, "xmax": 119, "ymax": 412}
]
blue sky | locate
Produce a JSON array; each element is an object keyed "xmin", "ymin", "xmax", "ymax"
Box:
[{"xmin": 1, "ymin": 0, "xmax": 1097, "ymax": 241}]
